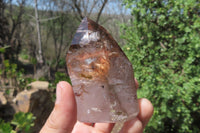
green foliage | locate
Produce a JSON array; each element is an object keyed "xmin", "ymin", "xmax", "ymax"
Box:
[
  {"xmin": 30, "ymin": 57, "xmax": 37, "ymax": 65},
  {"xmin": 11, "ymin": 112, "xmax": 35, "ymax": 133},
  {"xmin": 19, "ymin": 50, "xmax": 29, "ymax": 60},
  {"xmin": 58, "ymin": 58, "xmax": 66, "ymax": 68},
  {"xmin": 1, "ymin": 60, "xmax": 29, "ymax": 85},
  {"xmin": 3, "ymin": 60, "xmax": 17, "ymax": 79},
  {"xmin": 0, "ymin": 120, "xmax": 14, "ymax": 133},
  {"xmin": 54, "ymin": 72, "xmax": 71, "ymax": 85},
  {"xmin": 122, "ymin": 0, "xmax": 200, "ymax": 132},
  {"xmin": 0, "ymin": 59, "xmax": 35, "ymax": 91},
  {"xmin": 0, "ymin": 46, "xmax": 10, "ymax": 53},
  {"xmin": 0, "ymin": 112, "xmax": 35, "ymax": 133},
  {"xmin": 18, "ymin": 75, "xmax": 36, "ymax": 90}
]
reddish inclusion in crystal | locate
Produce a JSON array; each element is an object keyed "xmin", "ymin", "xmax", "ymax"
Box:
[
  {"xmin": 67, "ymin": 17, "xmax": 120, "ymax": 81},
  {"xmin": 71, "ymin": 48, "xmax": 110, "ymax": 79}
]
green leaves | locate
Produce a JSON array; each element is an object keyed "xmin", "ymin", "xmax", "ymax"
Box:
[
  {"xmin": 11, "ymin": 112, "xmax": 35, "ymax": 133},
  {"xmin": 0, "ymin": 112, "xmax": 35, "ymax": 133},
  {"xmin": 0, "ymin": 120, "xmax": 14, "ymax": 133},
  {"xmin": 0, "ymin": 46, "xmax": 10, "ymax": 53},
  {"xmin": 184, "ymin": 27, "xmax": 192, "ymax": 33},
  {"xmin": 122, "ymin": 0, "xmax": 200, "ymax": 132}
]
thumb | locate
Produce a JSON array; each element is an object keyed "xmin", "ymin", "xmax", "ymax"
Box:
[{"xmin": 40, "ymin": 81, "xmax": 77, "ymax": 133}]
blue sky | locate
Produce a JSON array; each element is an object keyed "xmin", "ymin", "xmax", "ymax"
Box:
[{"xmin": 11, "ymin": 0, "xmax": 131, "ymax": 15}]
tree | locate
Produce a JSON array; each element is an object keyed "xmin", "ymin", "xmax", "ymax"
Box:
[
  {"xmin": 0, "ymin": 0, "xmax": 27, "ymax": 86},
  {"xmin": 69, "ymin": 0, "xmax": 108, "ymax": 22},
  {"xmin": 0, "ymin": 0, "xmax": 26, "ymax": 61},
  {"xmin": 34, "ymin": 0, "xmax": 44, "ymax": 65},
  {"xmin": 44, "ymin": 0, "xmax": 78, "ymax": 71},
  {"xmin": 40, "ymin": 0, "xmax": 110, "ymax": 72},
  {"xmin": 122, "ymin": 0, "xmax": 200, "ymax": 132},
  {"xmin": 0, "ymin": 0, "xmax": 8, "ymax": 63}
]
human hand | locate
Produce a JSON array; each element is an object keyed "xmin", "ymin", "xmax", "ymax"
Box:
[{"xmin": 40, "ymin": 80, "xmax": 153, "ymax": 133}]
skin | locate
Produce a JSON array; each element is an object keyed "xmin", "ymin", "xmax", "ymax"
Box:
[{"xmin": 40, "ymin": 79, "xmax": 154, "ymax": 133}]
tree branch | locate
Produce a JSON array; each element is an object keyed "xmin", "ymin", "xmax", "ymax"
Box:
[
  {"xmin": 88, "ymin": 0, "xmax": 98, "ymax": 17},
  {"xmin": 96, "ymin": 0, "xmax": 108, "ymax": 23},
  {"xmin": 72, "ymin": 0, "xmax": 84, "ymax": 20}
]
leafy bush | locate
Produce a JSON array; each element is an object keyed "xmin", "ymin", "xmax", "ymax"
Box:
[
  {"xmin": 3, "ymin": 60, "xmax": 17, "ymax": 79},
  {"xmin": 0, "ymin": 59, "xmax": 35, "ymax": 91},
  {"xmin": 11, "ymin": 112, "xmax": 35, "ymax": 133},
  {"xmin": 0, "ymin": 112, "xmax": 35, "ymax": 133},
  {"xmin": 122, "ymin": 0, "xmax": 200, "ymax": 132},
  {"xmin": 53, "ymin": 71, "xmax": 71, "ymax": 86},
  {"xmin": 0, "ymin": 120, "xmax": 13, "ymax": 133}
]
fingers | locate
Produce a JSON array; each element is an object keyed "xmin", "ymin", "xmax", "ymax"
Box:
[
  {"xmin": 40, "ymin": 81, "xmax": 77, "ymax": 133},
  {"xmin": 119, "ymin": 118, "xmax": 143, "ymax": 133},
  {"xmin": 94, "ymin": 123, "xmax": 115, "ymax": 133},
  {"xmin": 119, "ymin": 98, "xmax": 154, "ymax": 133},
  {"xmin": 137, "ymin": 98, "xmax": 154, "ymax": 127},
  {"xmin": 72, "ymin": 121, "xmax": 93, "ymax": 133},
  {"xmin": 72, "ymin": 121, "xmax": 115, "ymax": 133},
  {"xmin": 134, "ymin": 78, "xmax": 139, "ymax": 89}
]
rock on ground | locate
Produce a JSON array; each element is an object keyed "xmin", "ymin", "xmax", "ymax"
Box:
[
  {"xmin": 13, "ymin": 81, "xmax": 54, "ymax": 132},
  {"xmin": 0, "ymin": 92, "xmax": 7, "ymax": 106}
]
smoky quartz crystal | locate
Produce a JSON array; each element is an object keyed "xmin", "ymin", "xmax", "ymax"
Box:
[{"xmin": 66, "ymin": 17, "xmax": 139, "ymax": 123}]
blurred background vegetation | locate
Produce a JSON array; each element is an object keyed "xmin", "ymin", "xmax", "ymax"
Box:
[{"xmin": 0, "ymin": 0, "xmax": 199, "ymax": 132}]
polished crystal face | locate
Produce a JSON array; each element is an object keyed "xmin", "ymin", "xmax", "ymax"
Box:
[{"xmin": 66, "ymin": 17, "xmax": 139, "ymax": 123}]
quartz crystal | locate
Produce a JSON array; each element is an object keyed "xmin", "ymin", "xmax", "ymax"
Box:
[{"xmin": 66, "ymin": 17, "xmax": 139, "ymax": 123}]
